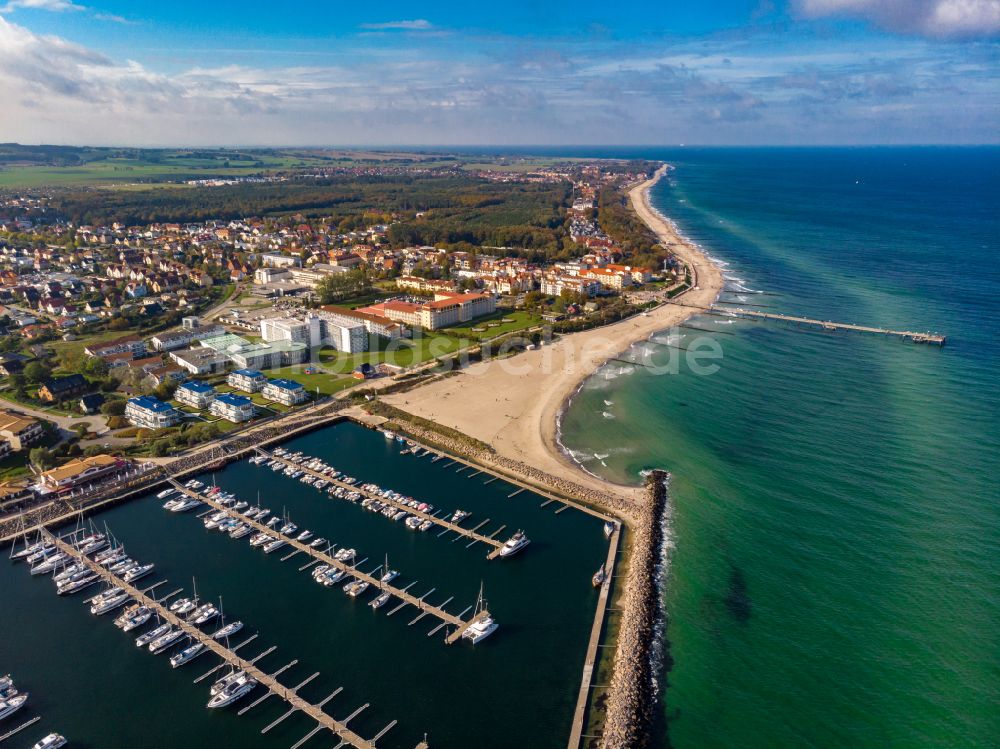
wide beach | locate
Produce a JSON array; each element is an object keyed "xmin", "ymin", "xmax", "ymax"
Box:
[{"xmin": 383, "ymin": 164, "xmax": 723, "ymax": 512}]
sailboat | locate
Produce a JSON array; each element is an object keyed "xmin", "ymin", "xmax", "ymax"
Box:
[{"xmin": 461, "ymin": 583, "xmax": 498, "ymax": 644}]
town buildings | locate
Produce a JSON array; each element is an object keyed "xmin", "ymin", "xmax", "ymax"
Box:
[
  {"xmin": 37, "ymin": 374, "xmax": 89, "ymax": 403},
  {"xmin": 125, "ymin": 395, "xmax": 181, "ymax": 429},
  {"xmin": 175, "ymin": 380, "xmax": 217, "ymax": 409},
  {"xmin": 38, "ymin": 454, "xmax": 130, "ymax": 494},
  {"xmin": 262, "ymin": 378, "xmax": 307, "ymax": 405},
  {"xmin": 227, "ymin": 368, "xmax": 266, "ymax": 393},
  {"xmin": 209, "ymin": 393, "xmax": 255, "ymax": 422},
  {"xmin": 0, "ymin": 408, "xmax": 44, "ymax": 451}
]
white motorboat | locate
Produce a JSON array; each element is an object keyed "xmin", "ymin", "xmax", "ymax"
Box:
[
  {"xmin": 370, "ymin": 591, "xmax": 391, "ymax": 609},
  {"xmin": 309, "ymin": 537, "xmax": 327, "ymax": 548},
  {"xmin": 207, "ymin": 673, "xmax": 257, "ymax": 708},
  {"xmin": 190, "ymin": 604, "xmax": 219, "ymax": 625},
  {"xmin": 116, "ymin": 605, "xmax": 152, "ymax": 632},
  {"xmin": 31, "ymin": 733, "xmax": 66, "ymax": 749},
  {"xmin": 344, "ymin": 580, "xmax": 370, "ymax": 598},
  {"xmin": 91, "ymin": 591, "xmax": 130, "ymax": 615},
  {"xmin": 122, "ymin": 563, "xmax": 155, "ymax": 583},
  {"xmin": 170, "ymin": 642, "xmax": 205, "ymax": 668},
  {"xmin": 0, "ymin": 693, "xmax": 28, "ymax": 721},
  {"xmin": 296, "ymin": 530, "xmax": 313, "ymax": 542},
  {"xmin": 156, "ymin": 488, "xmax": 176, "ymax": 500},
  {"xmin": 279, "ymin": 522, "xmax": 297, "ymax": 536},
  {"xmin": 57, "ymin": 573, "xmax": 98, "ymax": 595},
  {"xmin": 498, "ymin": 530, "xmax": 530, "ymax": 558},
  {"xmin": 169, "ymin": 597, "xmax": 194, "ymax": 614},
  {"xmin": 263, "ymin": 538, "xmax": 287, "ymax": 554}
]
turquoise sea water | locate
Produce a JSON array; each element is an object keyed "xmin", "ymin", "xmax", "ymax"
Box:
[{"xmin": 559, "ymin": 147, "xmax": 1000, "ymax": 747}]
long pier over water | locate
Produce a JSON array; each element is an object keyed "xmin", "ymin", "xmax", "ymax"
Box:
[
  {"xmin": 725, "ymin": 308, "xmax": 947, "ymax": 344},
  {"xmin": 255, "ymin": 449, "xmax": 508, "ymax": 559},
  {"xmin": 169, "ymin": 480, "xmax": 491, "ymax": 644},
  {"xmin": 45, "ymin": 531, "xmax": 392, "ymax": 749}
]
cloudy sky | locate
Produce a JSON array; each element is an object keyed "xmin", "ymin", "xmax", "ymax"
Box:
[{"xmin": 1, "ymin": 0, "xmax": 997, "ymax": 145}]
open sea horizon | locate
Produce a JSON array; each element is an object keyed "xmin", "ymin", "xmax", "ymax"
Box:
[{"xmin": 559, "ymin": 146, "xmax": 999, "ymax": 747}]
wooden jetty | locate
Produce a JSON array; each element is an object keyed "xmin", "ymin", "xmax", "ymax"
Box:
[
  {"xmin": 44, "ymin": 532, "xmax": 387, "ymax": 749},
  {"xmin": 724, "ymin": 308, "xmax": 946, "ymax": 344},
  {"xmin": 255, "ymin": 449, "xmax": 508, "ymax": 559},
  {"xmin": 170, "ymin": 480, "xmax": 492, "ymax": 643}
]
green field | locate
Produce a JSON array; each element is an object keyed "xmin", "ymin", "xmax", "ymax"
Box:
[{"xmin": 441, "ymin": 310, "xmax": 543, "ymax": 340}]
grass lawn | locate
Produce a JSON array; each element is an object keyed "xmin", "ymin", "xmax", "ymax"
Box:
[
  {"xmin": 442, "ymin": 310, "xmax": 543, "ymax": 341},
  {"xmin": 264, "ymin": 367, "xmax": 357, "ymax": 397},
  {"xmin": 317, "ymin": 331, "xmax": 463, "ymax": 374}
]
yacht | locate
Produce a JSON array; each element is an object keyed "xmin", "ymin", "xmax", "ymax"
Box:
[
  {"xmin": 77, "ymin": 534, "xmax": 108, "ymax": 556},
  {"xmin": 203, "ymin": 511, "xmax": 228, "ymax": 530},
  {"xmin": 405, "ymin": 516, "xmax": 422, "ymax": 530},
  {"xmin": 279, "ymin": 522, "xmax": 297, "ymax": 536},
  {"xmin": 249, "ymin": 533, "xmax": 271, "ymax": 547},
  {"xmin": 163, "ymin": 497, "xmax": 183, "ymax": 511},
  {"xmin": 149, "ymin": 628, "xmax": 185, "ymax": 654},
  {"xmin": 229, "ymin": 524, "xmax": 252, "ymax": 539},
  {"xmin": 169, "ymin": 597, "xmax": 195, "ymax": 614},
  {"xmin": 210, "ymin": 669, "xmax": 243, "ymax": 696},
  {"xmin": 94, "ymin": 546, "xmax": 125, "ymax": 565},
  {"xmin": 419, "ymin": 520, "xmax": 433, "ymax": 532},
  {"xmin": 309, "ymin": 537, "xmax": 327, "ymax": 549},
  {"xmin": 211, "ymin": 620, "xmax": 243, "ymax": 640},
  {"xmin": 122, "ymin": 563, "xmax": 155, "ymax": 583},
  {"xmin": 451, "ymin": 510, "xmax": 470, "ymax": 523},
  {"xmin": 344, "ymin": 579, "xmax": 370, "ymax": 597},
  {"xmin": 57, "ymin": 573, "xmax": 98, "ymax": 595},
  {"xmin": 91, "ymin": 591, "xmax": 130, "ymax": 615},
  {"xmin": 462, "ymin": 596, "xmax": 499, "ymax": 644},
  {"xmin": 334, "ymin": 548, "xmax": 356, "ymax": 562},
  {"xmin": 498, "ymin": 531, "xmax": 530, "ymax": 558},
  {"xmin": 592, "ymin": 565, "xmax": 607, "ymax": 588},
  {"xmin": 263, "ymin": 538, "xmax": 287, "ymax": 554},
  {"xmin": 52, "ymin": 563, "xmax": 85, "ymax": 584},
  {"xmin": 207, "ymin": 673, "xmax": 257, "ymax": 708},
  {"xmin": 190, "ymin": 604, "xmax": 219, "ymax": 625},
  {"xmin": 380, "ymin": 568, "xmax": 399, "ymax": 584},
  {"xmin": 156, "ymin": 488, "xmax": 176, "ymax": 500},
  {"xmin": 170, "ymin": 497, "xmax": 202, "ymax": 513},
  {"xmin": 318, "ymin": 568, "xmax": 345, "ymax": 586},
  {"xmin": 0, "ymin": 675, "xmax": 14, "ymax": 696},
  {"xmin": 116, "ymin": 605, "xmax": 152, "ymax": 632},
  {"xmin": 296, "ymin": 530, "xmax": 313, "ymax": 542},
  {"xmin": 370, "ymin": 591, "xmax": 391, "ymax": 609},
  {"xmin": 136, "ymin": 622, "xmax": 171, "ymax": 647},
  {"xmin": 0, "ymin": 693, "xmax": 28, "ymax": 720},
  {"xmin": 30, "ymin": 733, "xmax": 66, "ymax": 749},
  {"xmin": 170, "ymin": 642, "xmax": 205, "ymax": 668},
  {"xmin": 265, "ymin": 517, "xmax": 280, "ymax": 529},
  {"xmin": 232, "ymin": 501, "xmax": 248, "ymax": 511}
]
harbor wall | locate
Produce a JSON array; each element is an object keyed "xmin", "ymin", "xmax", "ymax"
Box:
[{"xmin": 599, "ymin": 470, "xmax": 668, "ymax": 749}]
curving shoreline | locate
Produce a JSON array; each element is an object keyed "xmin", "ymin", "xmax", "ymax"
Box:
[{"xmin": 382, "ymin": 163, "xmax": 723, "ymax": 513}]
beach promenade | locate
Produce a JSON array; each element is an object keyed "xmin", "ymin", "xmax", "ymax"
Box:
[{"xmin": 382, "ymin": 165, "xmax": 723, "ymax": 513}]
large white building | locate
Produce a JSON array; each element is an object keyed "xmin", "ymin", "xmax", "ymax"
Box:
[
  {"xmin": 261, "ymin": 378, "xmax": 307, "ymax": 406},
  {"xmin": 174, "ymin": 380, "xmax": 217, "ymax": 409},
  {"xmin": 149, "ymin": 321, "xmax": 225, "ymax": 352},
  {"xmin": 227, "ymin": 369, "xmax": 267, "ymax": 393},
  {"xmin": 125, "ymin": 396, "xmax": 181, "ymax": 429},
  {"xmin": 209, "ymin": 393, "xmax": 255, "ymax": 422},
  {"xmin": 260, "ymin": 313, "xmax": 367, "ymax": 354},
  {"xmin": 358, "ymin": 291, "xmax": 496, "ymax": 331}
]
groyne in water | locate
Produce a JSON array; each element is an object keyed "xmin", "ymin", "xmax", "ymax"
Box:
[{"xmin": 600, "ymin": 470, "xmax": 669, "ymax": 749}]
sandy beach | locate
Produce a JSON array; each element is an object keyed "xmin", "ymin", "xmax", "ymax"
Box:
[{"xmin": 383, "ymin": 164, "xmax": 724, "ymax": 511}]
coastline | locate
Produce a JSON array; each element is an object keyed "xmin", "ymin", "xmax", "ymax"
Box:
[{"xmin": 382, "ymin": 163, "xmax": 724, "ymax": 512}]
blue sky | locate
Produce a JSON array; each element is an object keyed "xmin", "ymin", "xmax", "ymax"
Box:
[{"xmin": 1, "ymin": 0, "xmax": 997, "ymax": 145}]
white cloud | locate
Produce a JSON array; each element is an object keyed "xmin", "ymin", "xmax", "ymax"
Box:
[
  {"xmin": 795, "ymin": 0, "xmax": 1000, "ymax": 38},
  {"xmin": 0, "ymin": 15, "xmax": 994, "ymax": 146},
  {"xmin": 359, "ymin": 19, "xmax": 433, "ymax": 30},
  {"xmin": 0, "ymin": 0, "xmax": 85, "ymax": 12}
]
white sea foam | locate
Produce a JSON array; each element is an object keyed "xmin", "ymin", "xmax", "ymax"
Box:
[{"xmin": 602, "ymin": 411, "xmax": 616, "ymax": 419}]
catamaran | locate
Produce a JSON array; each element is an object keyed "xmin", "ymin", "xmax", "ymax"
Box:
[{"xmin": 462, "ymin": 583, "xmax": 499, "ymax": 644}]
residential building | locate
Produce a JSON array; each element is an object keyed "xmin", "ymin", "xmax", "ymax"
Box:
[
  {"xmin": 85, "ymin": 336, "xmax": 146, "ymax": 360},
  {"xmin": 39, "ymin": 454, "xmax": 129, "ymax": 493},
  {"xmin": 262, "ymin": 378, "xmax": 307, "ymax": 405},
  {"xmin": 227, "ymin": 368, "xmax": 266, "ymax": 393},
  {"xmin": 175, "ymin": 380, "xmax": 217, "ymax": 409},
  {"xmin": 125, "ymin": 396, "xmax": 181, "ymax": 429},
  {"xmin": 541, "ymin": 274, "xmax": 601, "ymax": 297},
  {"xmin": 79, "ymin": 393, "xmax": 105, "ymax": 414},
  {"xmin": 0, "ymin": 408, "xmax": 44, "ymax": 450},
  {"xmin": 169, "ymin": 347, "xmax": 230, "ymax": 376},
  {"xmin": 209, "ymin": 393, "xmax": 255, "ymax": 422},
  {"xmin": 149, "ymin": 322, "xmax": 224, "ymax": 352},
  {"xmin": 37, "ymin": 374, "xmax": 89, "ymax": 402}
]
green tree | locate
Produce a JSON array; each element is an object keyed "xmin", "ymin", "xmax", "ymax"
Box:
[
  {"xmin": 29, "ymin": 447, "xmax": 56, "ymax": 470},
  {"xmin": 23, "ymin": 361, "xmax": 52, "ymax": 384}
]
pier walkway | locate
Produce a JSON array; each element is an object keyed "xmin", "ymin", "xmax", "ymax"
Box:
[
  {"xmin": 726, "ymin": 308, "xmax": 946, "ymax": 344},
  {"xmin": 254, "ymin": 449, "xmax": 508, "ymax": 559},
  {"xmin": 45, "ymin": 531, "xmax": 384, "ymax": 749},
  {"xmin": 169, "ymin": 480, "xmax": 491, "ymax": 645}
]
